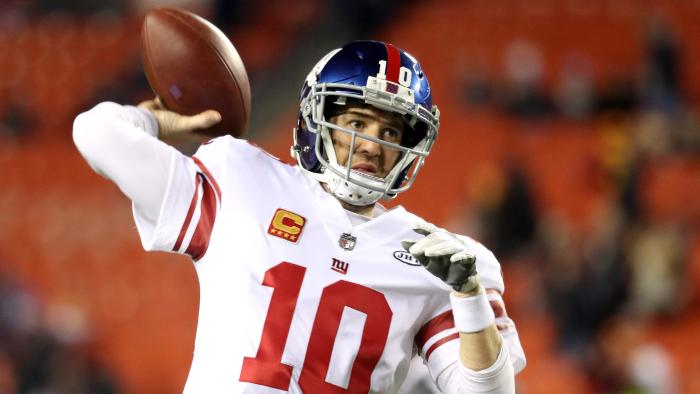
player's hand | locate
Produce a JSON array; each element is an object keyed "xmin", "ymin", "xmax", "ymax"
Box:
[
  {"xmin": 138, "ymin": 97, "xmax": 221, "ymax": 142},
  {"xmin": 401, "ymin": 223, "xmax": 480, "ymax": 294}
]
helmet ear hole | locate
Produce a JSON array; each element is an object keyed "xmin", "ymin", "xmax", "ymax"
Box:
[{"xmin": 401, "ymin": 121, "xmax": 428, "ymax": 148}]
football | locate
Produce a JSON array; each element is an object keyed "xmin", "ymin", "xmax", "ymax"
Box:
[{"xmin": 141, "ymin": 7, "xmax": 251, "ymax": 137}]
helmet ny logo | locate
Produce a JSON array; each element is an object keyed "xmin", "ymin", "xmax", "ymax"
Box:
[{"xmin": 267, "ymin": 208, "xmax": 306, "ymax": 243}]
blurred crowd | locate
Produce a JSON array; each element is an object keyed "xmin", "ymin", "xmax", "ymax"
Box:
[
  {"xmin": 2, "ymin": 0, "xmax": 699, "ymax": 393},
  {"xmin": 452, "ymin": 15, "xmax": 697, "ymax": 393}
]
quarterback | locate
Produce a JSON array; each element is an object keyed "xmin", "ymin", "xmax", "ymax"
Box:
[{"xmin": 73, "ymin": 41, "xmax": 525, "ymax": 393}]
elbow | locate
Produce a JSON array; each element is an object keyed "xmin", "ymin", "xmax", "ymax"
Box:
[
  {"xmin": 512, "ymin": 352, "xmax": 526, "ymax": 375},
  {"xmin": 439, "ymin": 348, "xmax": 516, "ymax": 394},
  {"xmin": 462, "ymin": 349, "xmax": 516, "ymax": 394},
  {"xmin": 72, "ymin": 102, "xmax": 121, "ymax": 160},
  {"xmin": 72, "ymin": 111, "xmax": 92, "ymax": 154}
]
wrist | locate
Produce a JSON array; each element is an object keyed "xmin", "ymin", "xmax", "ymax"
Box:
[
  {"xmin": 450, "ymin": 289, "xmax": 495, "ymax": 333},
  {"xmin": 130, "ymin": 106, "xmax": 160, "ymax": 138},
  {"xmin": 451, "ymin": 284, "xmax": 482, "ymax": 298}
]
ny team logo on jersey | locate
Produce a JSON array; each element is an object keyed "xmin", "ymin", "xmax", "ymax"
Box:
[
  {"xmin": 331, "ymin": 258, "xmax": 349, "ymax": 274},
  {"xmin": 267, "ymin": 208, "xmax": 306, "ymax": 243}
]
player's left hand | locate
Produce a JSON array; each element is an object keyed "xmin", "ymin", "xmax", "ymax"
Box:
[{"xmin": 401, "ymin": 223, "xmax": 480, "ymax": 294}]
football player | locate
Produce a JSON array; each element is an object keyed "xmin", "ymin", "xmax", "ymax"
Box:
[{"xmin": 73, "ymin": 40, "xmax": 525, "ymax": 393}]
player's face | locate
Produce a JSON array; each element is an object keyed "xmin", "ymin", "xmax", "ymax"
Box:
[{"xmin": 329, "ymin": 107, "xmax": 404, "ymax": 179}]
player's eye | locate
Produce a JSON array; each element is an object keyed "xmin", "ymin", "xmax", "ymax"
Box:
[
  {"xmin": 382, "ymin": 128, "xmax": 401, "ymax": 142},
  {"xmin": 348, "ymin": 120, "xmax": 364, "ymax": 130}
]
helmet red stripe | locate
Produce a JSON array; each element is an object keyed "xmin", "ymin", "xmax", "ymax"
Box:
[{"xmin": 385, "ymin": 43, "xmax": 401, "ymax": 84}]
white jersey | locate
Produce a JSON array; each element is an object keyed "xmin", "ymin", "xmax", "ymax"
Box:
[{"xmin": 132, "ymin": 136, "xmax": 509, "ymax": 393}]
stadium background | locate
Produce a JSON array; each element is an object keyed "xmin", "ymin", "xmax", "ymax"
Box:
[{"xmin": 1, "ymin": 0, "xmax": 699, "ymax": 392}]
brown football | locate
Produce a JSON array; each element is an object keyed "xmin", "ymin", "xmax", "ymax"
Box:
[{"xmin": 141, "ymin": 7, "xmax": 251, "ymax": 137}]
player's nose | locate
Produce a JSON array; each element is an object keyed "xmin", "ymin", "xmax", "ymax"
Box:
[{"xmin": 355, "ymin": 125, "xmax": 382, "ymax": 157}]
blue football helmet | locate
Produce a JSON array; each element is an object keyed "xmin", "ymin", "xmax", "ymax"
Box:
[{"xmin": 292, "ymin": 40, "xmax": 440, "ymax": 206}]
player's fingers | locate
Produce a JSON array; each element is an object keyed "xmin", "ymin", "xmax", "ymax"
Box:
[
  {"xmin": 407, "ymin": 236, "xmax": 432, "ymax": 255},
  {"xmin": 450, "ymin": 251, "xmax": 475, "ymax": 264},
  {"xmin": 138, "ymin": 99, "xmax": 159, "ymax": 110},
  {"xmin": 445, "ymin": 261, "xmax": 470, "ymax": 287},
  {"xmin": 407, "ymin": 231, "xmax": 445, "ymax": 255},
  {"xmin": 445, "ymin": 255, "xmax": 476, "ymax": 281},
  {"xmin": 424, "ymin": 242, "xmax": 462, "ymax": 258},
  {"xmin": 402, "ymin": 240, "xmax": 431, "ymax": 266},
  {"xmin": 401, "ymin": 240, "xmax": 416, "ymax": 253},
  {"xmin": 455, "ymin": 274, "xmax": 481, "ymax": 294},
  {"xmin": 194, "ymin": 110, "xmax": 222, "ymax": 129},
  {"xmin": 181, "ymin": 110, "xmax": 222, "ymax": 131},
  {"xmin": 412, "ymin": 222, "xmax": 438, "ymax": 236},
  {"xmin": 448, "ymin": 253, "xmax": 479, "ymax": 293},
  {"xmin": 424, "ymin": 256, "xmax": 450, "ymax": 281}
]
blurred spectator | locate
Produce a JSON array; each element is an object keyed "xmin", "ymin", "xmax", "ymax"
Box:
[
  {"xmin": 213, "ymin": 0, "xmax": 251, "ymax": 29},
  {"xmin": 456, "ymin": 55, "xmax": 494, "ymax": 108},
  {"xmin": 629, "ymin": 342, "xmax": 678, "ymax": 393},
  {"xmin": 31, "ymin": 0, "xmax": 127, "ymax": 17},
  {"xmin": 0, "ymin": 97, "xmax": 36, "ymax": 141},
  {"xmin": 641, "ymin": 16, "xmax": 682, "ymax": 115},
  {"xmin": 332, "ymin": 0, "xmax": 409, "ymax": 36},
  {"xmin": 586, "ymin": 316, "xmax": 678, "ymax": 393},
  {"xmin": 540, "ymin": 203, "xmax": 630, "ymax": 355},
  {"xmin": 674, "ymin": 109, "xmax": 700, "ymax": 152},
  {"xmin": 0, "ymin": 351, "xmax": 17, "ymax": 394},
  {"xmin": 596, "ymin": 76, "xmax": 639, "ymax": 113},
  {"xmin": 130, "ymin": 0, "xmax": 211, "ymax": 15},
  {"xmin": 634, "ymin": 110, "xmax": 674, "ymax": 158},
  {"xmin": 0, "ymin": 271, "xmax": 120, "ymax": 394},
  {"xmin": 624, "ymin": 220, "xmax": 686, "ymax": 316},
  {"xmin": 501, "ymin": 40, "xmax": 552, "ymax": 118},
  {"xmin": 81, "ymin": 63, "xmax": 151, "ymax": 113},
  {"xmin": 596, "ymin": 113, "xmax": 641, "ymax": 218},
  {"xmin": 0, "ymin": 0, "xmax": 31, "ymax": 28},
  {"xmin": 469, "ymin": 162, "xmax": 537, "ymax": 259},
  {"xmin": 554, "ymin": 53, "xmax": 595, "ymax": 120}
]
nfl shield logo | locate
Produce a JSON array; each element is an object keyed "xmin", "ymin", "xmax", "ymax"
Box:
[{"xmin": 338, "ymin": 233, "xmax": 357, "ymax": 250}]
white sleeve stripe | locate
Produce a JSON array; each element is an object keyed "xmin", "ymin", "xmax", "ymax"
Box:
[
  {"xmin": 420, "ymin": 327, "xmax": 458, "ymax": 357},
  {"xmin": 486, "ymin": 292, "xmax": 502, "ymax": 302},
  {"xmin": 184, "ymin": 174, "xmax": 220, "ymax": 260},
  {"xmin": 193, "ymin": 156, "xmax": 222, "ymax": 203},
  {"xmin": 173, "ymin": 174, "xmax": 202, "ymax": 252},
  {"xmin": 177, "ymin": 179, "xmax": 205, "ymax": 254},
  {"xmin": 170, "ymin": 156, "xmax": 222, "ymax": 260},
  {"xmin": 425, "ymin": 338, "xmax": 461, "ymax": 376}
]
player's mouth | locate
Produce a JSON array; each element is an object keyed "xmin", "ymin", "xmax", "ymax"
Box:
[{"xmin": 352, "ymin": 163, "xmax": 378, "ymax": 175}]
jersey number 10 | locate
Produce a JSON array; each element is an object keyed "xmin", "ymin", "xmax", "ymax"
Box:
[{"xmin": 239, "ymin": 262, "xmax": 393, "ymax": 392}]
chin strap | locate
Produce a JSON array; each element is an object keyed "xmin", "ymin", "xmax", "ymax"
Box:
[{"xmin": 324, "ymin": 168, "xmax": 383, "ymax": 206}]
